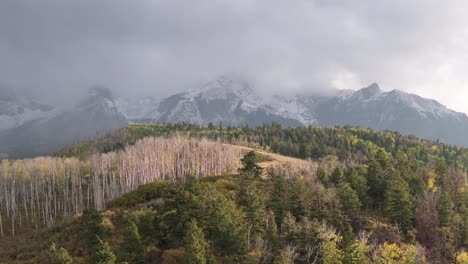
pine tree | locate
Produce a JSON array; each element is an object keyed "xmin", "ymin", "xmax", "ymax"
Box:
[
  {"xmin": 437, "ymin": 190, "xmax": 453, "ymax": 228},
  {"xmin": 205, "ymin": 187, "xmax": 248, "ymax": 262},
  {"xmin": 183, "ymin": 220, "xmax": 215, "ymax": 264},
  {"xmin": 270, "ymin": 174, "xmax": 287, "ymax": 228},
  {"xmin": 318, "ymin": 225, "xmax": 343, "ymax": 264},
  {"xmin": 120, "ymin": 221, "xmax": 145, "ymax": 264},
  {"xmin": 264, "ymin": 211, "xmax": 280, "ymax": 263},
  {"xmin": 238, "ymin": 173, "xmax": 265, "ymax": 231},
  {"xmin": 459, "ymin": 195, "xmax": 468, "ymax": 247},
  {"xmin": 337, "ymin": 182, "xmax": 362, "ymax": 215},
  {"xmin": 330, "ymin": 167, "xmax": 344, "ymax": 185},
  {"xmin": 239, "ymin": 151, "xmax": 263, "ymax": 178},
  {"xmin": 366, "ymin": 158, "xmax": 386, "ymax": 209},
  {"xmin": 317, "ymin": 166, "xmax": 330, "ymax": 187},
  {"xmin": 238, "ymin": 152, "xmax": 266, "ymax": 248},
  {"xmin": 49, "ymin": 243, "xmax": 73, "ymax": 264},
  {"xmin": 435, "ymin": 159, "xmax": 448, "ymax": 187},
  {"xmin": 94, "ymin": 238, "xmax": 116, "ymax": 264},
  {"xmin": 384, "ymin": 175, "xmax": 414, "ymax": 237},
  {"xmin": 82, "ymin": 209, "xmax": 105, "ymax": 256},
  {"xmin": 341, "ymin": 230, "xmax": 360, "ymax": 264},
  {"xmin": 345, "ymin": 168, "xmax": 368, "ymax": 208},
  {"xmin": 289, "ymin": 178, "xmax": 308, "ymax": 219}
]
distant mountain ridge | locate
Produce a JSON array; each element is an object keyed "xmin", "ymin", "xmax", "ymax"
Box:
[
  {"xmin": 0, "ymin": 85, "xmax": 55, "ymax": 131},
  {"xmin": 1, "ymin": 76, "xmax": 468, "ymax": 158},
  {"xmin": 0, "ymin": 87, "xmax": 127, "ymax": 158}
]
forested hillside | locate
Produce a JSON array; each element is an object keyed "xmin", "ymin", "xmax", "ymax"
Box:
[
  {"xmin": 1, "ymin": 124, "xmax": 468, "ymax": 263},
  {"xmin": 58, "ymin": 123, "xmax": 468, "ymax": 169}
]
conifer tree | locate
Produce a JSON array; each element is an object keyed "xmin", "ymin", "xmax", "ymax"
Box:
[
  {"xmin": 330, "ymin": 167, "xmax": 344, "ymax": 185},
  {"xmin": 317, "ymin": 166, "xmax": 329, "ymax": 187},
  {"xmin": 94, "ymin": 238, "xmax": 116, "ymax": 264},
  {"xmin": 82, "ymin": 209, "xmax": 105, "ymax": 256},
  {"xmin": 239, "ymin": 151, "xmax": 263, "ymax": 178},
  {"xmin": 270, "ymin": 174, "xmax": 287, "ymax": 228},
  {"xmin": 264, "ymin": 210, "xmax": 280, "ymax": 262},
  {"xmin": 318, "ymin": 225, "xmax": 343, "ymax": 264},
  {"xmin": 337, "ymin": 182, "xmax": 362, "ymax": 215},
  {"xmin": 206, "ymin": 188, "xmax": 248, "ymax": 262},
  {"xmin": 289, "ymin": 178, "xmax": 308, "ymax": 219},
  {"xmin": 384, "ymin": 175, "xmax": 414, "ymax": 237},
  {"xmin": 341, "ymin": 230, "xmax": 360, "ymax": 264},
  {"xmin": 366, "ymin": 158, "xmax": 386, "ymax": 209},
  {"xmin": 437, "ymin": 190, "xmax": 454, "ymax": 228},
  {"xmin": 49, "ymin": 243, "xmax": 73, "ymax": 264},
  {"xmin": 345, "ymin": 168, "xmax": 368, "ymax": 208},
  {"xmin": 238, "ymin": 152, "xmax": 266, "ymax": 248},
  {"xmin": 120, "ymin": 221, "xmax": 144, "ymax": 264},
  {"xmin": 183, "ymin": 220, "xmax": 215, "ymax": 264}
]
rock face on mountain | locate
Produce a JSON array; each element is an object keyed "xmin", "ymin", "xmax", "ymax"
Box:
[
  {"xmin": 0, "ymin": 87, "xmax": 127, "ymax": 158},
  {"xmin": 0, "ymin": 86, "xmax": 55, "ymax": 131}
]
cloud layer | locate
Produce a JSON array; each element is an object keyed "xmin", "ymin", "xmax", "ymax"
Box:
[{"xmin": 1, "ymin": 0, "xmax": 467, "ymax": 112}]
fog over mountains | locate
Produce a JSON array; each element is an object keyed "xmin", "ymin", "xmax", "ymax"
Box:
[{"xmin": 1, "ymin": 76, "xmax": 468, "ymax": 158}]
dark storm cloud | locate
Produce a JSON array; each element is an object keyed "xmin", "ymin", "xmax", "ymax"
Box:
[{"xmin": 0, "ymin": 0, "xmax": 467, "ymax": 112}]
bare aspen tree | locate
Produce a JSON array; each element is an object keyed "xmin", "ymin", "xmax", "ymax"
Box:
[{"xmin": 0, "ymin": 136, "xmax": 244, "ymax": 235}]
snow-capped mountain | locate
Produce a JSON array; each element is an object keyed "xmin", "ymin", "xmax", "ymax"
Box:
[
  {"xmin": 145, "ymin": 76, "xmax": 301, "ymax": 126},
  {"xmin": 314, "ymin": 83, "xmax": 468, "ymax": 146},
  {"xmin": 2, "ymin": 77, "xmax": 468, "ymax": 158},
  {"xmin": 0, "ymin": 86, "xmax": 55, "ymax": 131},
  {"xmin": 0, "ymin": 87, "xmax": 128, "ymax": 158},
  {"xmin": 136, "ymin": 77, "xmax": 468, "ymax": 146}
]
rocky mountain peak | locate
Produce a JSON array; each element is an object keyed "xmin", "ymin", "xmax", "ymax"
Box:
[{"xmin": 356, "ymin": 82, "xmax": 381, "ymax": 98}]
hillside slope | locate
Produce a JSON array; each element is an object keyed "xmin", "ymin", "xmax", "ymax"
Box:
[
  {"xmin": 2, "ymin": 125, "xmax": 468, "ymax": 263},
  {"xmin": 0, "ymin": 146, "xmax": 311, "ymax": 263}
]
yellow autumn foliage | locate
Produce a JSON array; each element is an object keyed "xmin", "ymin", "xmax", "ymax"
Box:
[{"xmin": 457, "ymin": 252, "xmax": 468, "ymax": 264}]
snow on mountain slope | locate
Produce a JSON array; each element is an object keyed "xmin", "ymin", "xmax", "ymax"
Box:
[
  {"xmin": 183, "ymin": 76, "xmax": 263, "ymax": 112},
  {"xmin": 0, "ymin": 87, "xmax": 128, "ymax": 158},
  {"xmin": 115, "ymin": 97, "xmax": 159, "ymax": 121},
  {"xmin": 151, "ymin": 76, "xmax": 301, "ymax": 126},
  {"xmin": 315, "ymin": 83, "xmax": 468, "ymax": 146},
  {"xmin": 331, "ymin": 83, "xmax": 463, "ymax": 121},
  {"xmin": 266, "ymin": 95, "xmax": 317, "ymax": 125},
  {"xmin": 0, "ymin": 87, "xmax": 55, "ymax": 131}
]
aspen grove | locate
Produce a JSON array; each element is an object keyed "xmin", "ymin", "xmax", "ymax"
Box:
[{"xmin": 0, "ymin": 136, "xmax": 244, "ymax": 236}]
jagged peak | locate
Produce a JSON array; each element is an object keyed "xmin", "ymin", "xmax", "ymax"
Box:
[{"xmin": 355, "ymin": 82, "xmax": 381, "ymax": 98}]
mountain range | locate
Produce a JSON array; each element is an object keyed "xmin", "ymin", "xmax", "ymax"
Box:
[{"xmin": 1, "ymin": 76, "xmax": 468, "ymax": 158}]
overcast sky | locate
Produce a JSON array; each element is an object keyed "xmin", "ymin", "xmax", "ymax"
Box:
[{"xmin": 1, "ymin": 0, "xmax": 468, "ymax": 113}]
